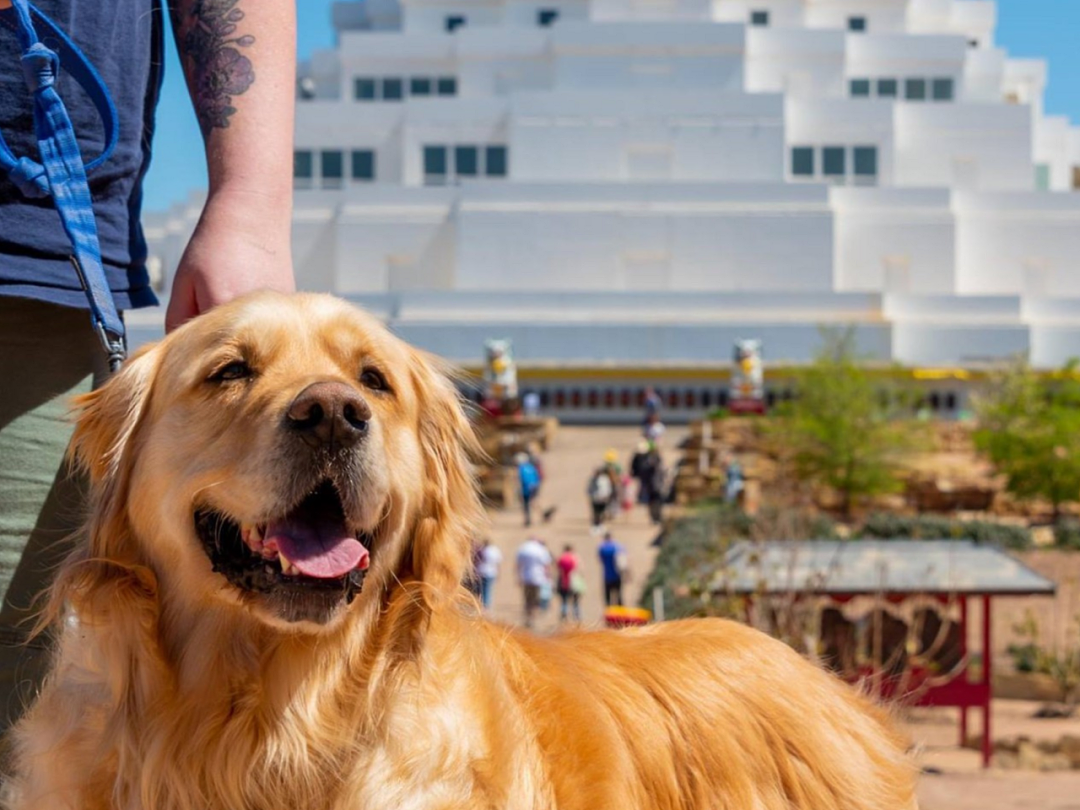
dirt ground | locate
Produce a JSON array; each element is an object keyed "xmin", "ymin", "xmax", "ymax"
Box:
[
  {"xmin": 481, "ymin": 424, "xmax": 1080, "ymax": 809},
  {"xmin": 908, "ymin": 701, "xmax": 1080, "ymax": 809}
]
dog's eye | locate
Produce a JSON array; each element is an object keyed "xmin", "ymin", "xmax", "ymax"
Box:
[
  {"xmin": 360, "ymin": 369, "xmax": 388, "ymax": 391},
  {"xmin": 210, "ymin": 361, "xmax": 252, "ymax": 382}
]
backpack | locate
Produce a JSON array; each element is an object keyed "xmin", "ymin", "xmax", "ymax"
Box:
[{"xmin": 589, "ymin": 471, "xmax": 614, "ymax": 504}]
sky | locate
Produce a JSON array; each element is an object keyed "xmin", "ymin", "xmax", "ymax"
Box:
[{"xmin": 140, "ymin": 0, "xmax": 1080, "ymax": 212}]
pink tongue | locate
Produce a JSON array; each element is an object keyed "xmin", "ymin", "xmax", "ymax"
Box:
[{"xmin": 264, "ymin": 517, "xmax": 368, "ymax": 579}]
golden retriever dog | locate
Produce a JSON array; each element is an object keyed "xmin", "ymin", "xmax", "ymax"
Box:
[{"xmin": 6, "ymin": 293, "xmax": 917, "ymax": 810}]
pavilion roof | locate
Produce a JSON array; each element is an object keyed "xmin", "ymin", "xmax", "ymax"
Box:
[{"xmin": 715, "ymin": 540, "xmax": 1056, "ymax": 597}]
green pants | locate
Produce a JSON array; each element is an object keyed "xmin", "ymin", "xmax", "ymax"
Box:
[{"xmin": 0, "ymin": 296, "xmax": 109, "ymax": 734}]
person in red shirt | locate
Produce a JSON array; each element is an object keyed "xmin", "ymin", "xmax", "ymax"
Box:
[{"xmin": 556, "ymin": 544, "xmax": 583, "ymax": 623}]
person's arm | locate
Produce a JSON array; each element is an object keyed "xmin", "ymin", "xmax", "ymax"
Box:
[{"xmin": 165, "ymin": 0, "xmax": 296, "ymax": 331}]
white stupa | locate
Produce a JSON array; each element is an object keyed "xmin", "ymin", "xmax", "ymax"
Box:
[{"xmin": 142, "ymin": 0, "xmax": 1080, "ymax": 418}]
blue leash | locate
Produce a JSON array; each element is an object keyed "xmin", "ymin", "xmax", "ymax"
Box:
[{"xmin": 0, "ymin": 0, "xmax": 126, "ymax": 372}]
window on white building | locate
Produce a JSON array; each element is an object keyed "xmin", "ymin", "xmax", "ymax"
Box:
[
  {"xmin": 932, "ymin": 78, "xmax": 954, "ymax": 101},
  {"xmin": 822, "ymin": 146, "xmax": 845, "ymax": 179},
  {"xmin": 847, "ymin": 16, "xmax": 866, "ymax": 32},
  {"xmin": 445, "ymin": 15, "xmax": 466, "ymax": 32},
  {"xmin": 750, "ymin": 10, "xmax": 769, "ymax": 26},
  {"xmin": 354, "ymin": 78, "xmax": 376, "ymax": 101},
  {"xmin": 791, "ymin": 147, "xmax": 814, "ymax": 177},
  {"xmin": 424, "ymin": 145, "xmax": 508, "ymax": 184},
  {"xmin": 321, "ymin": 150, "xmax": 344, "ymax": 188},
  {"xmin": 1073, "ymin": 166, "xmax": 1080, "ymax": 190},
  {"xmin": 853, "ymin": 146, "xmax": 878, "ymax": 184},
  {"xmin": 410, "ymin": 77, "xmax": 431, "ymax": 96},
  {"xmin": 876, "ymin": 78, "xmax": 898, "ymax": 98},
  {"xmin": 454, "ymin": 146, "xmax": 479, "ymax": 177},
  {"xmin": 351, "ymin": 150, "xmax": 375, "ymax": 181},
  {"xmin": 538, "ymin": 8, "xmax": 559, "ymax": 26},
  {"xmin": 424, "ymin": 146, "xmax": 448, "ymax": 185},
  {"xmin": 485, "ymin": 145, "xmax": 508, "ymax": 177},
  {"xmin": 1035, "ymin": 164, "xmax": 1051, "ymax": 191},
  {"xmin": 849, "ymin": 78, "xmax": 871, "ymax": 98},
  {"xmin": 437, "ymin": 77, "xmax": 457, "ymax": 96},
  {"xmin": 905, "ymin": 78, "xmax": 927, "ymax": 101},
  {"xmin": 293, "ymin": 150, "xmax": 313, "ymax": 187},
  {"xmin": 382, "ymin": 78, "xmax": 404, "ymax": 101}
]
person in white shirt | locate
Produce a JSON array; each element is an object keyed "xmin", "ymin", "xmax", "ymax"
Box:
[
  {"xmin": 475, "ymin": 540, "xmax": 503, "ymax": 611},
  {"xmin": 516, "ymin": 537, "xmax": 552, "ymax": 629}
]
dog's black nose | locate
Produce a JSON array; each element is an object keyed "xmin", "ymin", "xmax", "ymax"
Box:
[{"xmin": 286, "ymin": 382, "xmax": 371, "ymax": 450}]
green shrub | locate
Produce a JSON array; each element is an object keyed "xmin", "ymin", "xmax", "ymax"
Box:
[
  {"xmin": 1055, "ymin": 520, "xmax": 1080, "ymax": 550},
  {"xmin": 859, "ymin": 513, "xmax": 1032, "ymax": 550}
]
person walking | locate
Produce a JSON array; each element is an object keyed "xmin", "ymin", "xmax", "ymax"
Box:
[
  {"xmin": 597, "ymin": 532, "xmax": 627, "ymax": 607},
  {"xmin": 515, "ymin": 536, "xmax": 551, "ymax": 630},
  {"xmin": 587, "ymin": 465, "xmax": 615, "ymax": 529},
  {"xmin": 515, "ymin": 452, "xmax": 541, "ymax": 527},
  {"xmin": 632, "ymin": 441, "xmax": 667, "ymax": 524},
  {"xmin": 642, "ymin": 386, "xmax": 662, "ymax": 424},
  {"xmin": 475, "ymin": 539, "xmax": 503, "ymax": 611},
  {"xmin": 0, "ymin": 0, "xmax": 297, "ymax": 734},
  {"xmin": 556, "ymin": 544, "xmax": 583, "ymax": 623}
]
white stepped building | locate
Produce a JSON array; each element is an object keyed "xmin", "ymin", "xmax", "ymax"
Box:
[{"xmin": 143, "ymin": 0, "xmax": 1080, "ymax": 418}]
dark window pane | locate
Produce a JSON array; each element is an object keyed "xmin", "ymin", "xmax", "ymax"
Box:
[
  {"xmin": 424, "ymin": 145, "xmax": 447, "ymax": 175},
  {"xmin": 853, "ymin": 146, "xmax": 877, "ymax": 176},
  {"xmin": 791, "ymin": 146, "xmax": 814, "ymax": 176},
  {"xmin": 905, "ymin": 78, "xmax": 927, "ymax": 100},
  {"xmin": 454, "ymin": 145, "xmax": 479, "ymax": 177},
  {"xmin": 877, "ymin": 78, "xmax": 898, "ymax": 97},
  {"xmin": 351, "ymin": 150, "xmax": 375, "ymax": 180},
  {"xmin": 321, "ymin": 150, "xmax": 343, "ymax": 179},
  {"xmin": 850, "ymin": 78, "xmax": 871, "ymax": 98},
  {"xmin": 410, "ymin": 77, "xmax": 432, "ymax": 96},
  {"xmin": 437, "ymin": 76, "xmax": 457, "ymax": 96},
  {"xmin": 293, "ymin": 150, "xmax": 313, "ymax": 179},
  {"xmin": 538, "ymin": 8, "xmax": 559, "ymax": 26},
  {"xmin": 823, "ymin": 146, "xmax": 845, "ymax": 176},
  {"xmin": 932, "ymin": 77, "xmax": 954, "ymax": 101},
  {"xmin": 485, "ymin": 145, "xmax": 508, "ymax": 177},
  {"xmin": 847, "ymin": 16, "xmax": 866, "ymax": 32},
  {"xmin": 354, "ymin": 77, "xmax": 376, "ymax": 100},
  {"xmin": 750, "ymin": 10, "xmax": 769, "ymax": 26},
  {"xmin": 445, "ymin": 15, "xmax": 465, "ymax": 32},
  {"xmin": 382, "ymin": 77, "xmax": 403, "ymax": 101}
]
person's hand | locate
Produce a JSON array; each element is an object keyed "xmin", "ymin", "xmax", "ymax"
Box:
[{"xmin": 165, "ymin": 189, "xmax": 294, "ymax": 332}]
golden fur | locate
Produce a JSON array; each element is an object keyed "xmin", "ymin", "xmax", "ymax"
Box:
[{"xmin": 6, "ymin": 292, "xmax": 917, "ymax": 810}]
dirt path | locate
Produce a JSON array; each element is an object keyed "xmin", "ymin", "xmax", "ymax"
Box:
[{"xmin": 483, "ymin": 424, "xmax": 685, "ymax": 629}]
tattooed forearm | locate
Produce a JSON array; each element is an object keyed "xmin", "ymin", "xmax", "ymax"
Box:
[{"xmin": 174, "ymin": 0, "xmax": 256, "ymax": 135}]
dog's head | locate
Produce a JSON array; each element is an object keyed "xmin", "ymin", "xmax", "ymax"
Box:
[{"xmin": 64, "ymin": 292, "xmax": 482, "ymax": 632}]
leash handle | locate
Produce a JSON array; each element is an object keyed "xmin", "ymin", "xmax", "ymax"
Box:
[{"xmin": 0, "ymin": 0, "xmax": 126, "ymax": 370}]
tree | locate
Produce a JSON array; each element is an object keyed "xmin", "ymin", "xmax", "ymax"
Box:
[
  {"xmin": 768, "ymin": 329, "xmax": 921, "ymax": 516},
  {"xmin": 974, "ymin": 359, "xmax": 1080, "ymax": 520}
]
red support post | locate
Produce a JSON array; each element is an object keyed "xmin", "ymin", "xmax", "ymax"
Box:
[
  {"xmin": 959, "ymin": 596, "xmax": 968, "ymax": 747},
  {"xmin": 982, "ymin": 595, "xmax": 992, "ymax": 768}
]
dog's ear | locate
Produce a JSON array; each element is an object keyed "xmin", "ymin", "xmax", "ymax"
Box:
[
  {"xmin": 45, "ymin": 344, "xmax": 164, "ymax": 627},
  {"xmin": 407, "ymin": 349, "xmax": 485, "ymax": 595},
  {"xmin": 70, "ymin": 343, "xmax": 162, "ymax": 486}
]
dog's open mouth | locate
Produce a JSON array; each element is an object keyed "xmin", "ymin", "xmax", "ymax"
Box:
[{"xmin": 195, "ymin": 480, "xmax": 372, "ymax": 604}]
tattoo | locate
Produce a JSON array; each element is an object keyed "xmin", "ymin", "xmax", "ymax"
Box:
[{"xmin": 176, "ymin": 0, "xmax": 255, "ymax": 135}]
